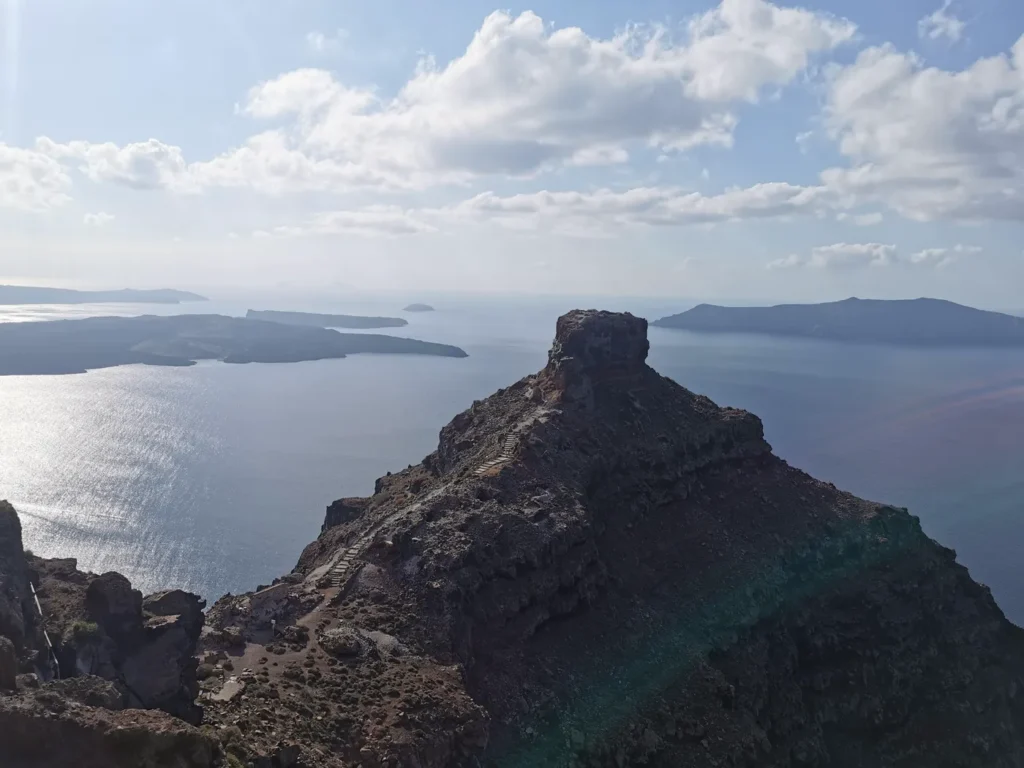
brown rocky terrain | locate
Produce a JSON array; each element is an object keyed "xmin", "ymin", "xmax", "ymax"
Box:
[{"xmin": 3, "ymin": 309, "xmax": 1024, "ymax": 767}]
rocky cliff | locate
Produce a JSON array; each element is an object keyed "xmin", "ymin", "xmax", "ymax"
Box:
[
  {"xmin": 3, "ymin": 310, "xmax": 1024, "ymax": 768},
  {"xmin": 0, "ymin": 500, "xmax": 216, "ymax": 767}
]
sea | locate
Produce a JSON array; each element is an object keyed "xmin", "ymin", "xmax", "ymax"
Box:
[{"xmin": 1, "ymin": 294, "xmax": 1022, "ymax": 623}]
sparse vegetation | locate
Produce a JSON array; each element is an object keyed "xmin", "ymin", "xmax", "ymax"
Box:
[{"xmin": 65, "ymin": 620, "xmax": 102, "ymax": 644}]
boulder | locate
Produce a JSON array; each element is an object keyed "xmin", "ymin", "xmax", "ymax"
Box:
[
  {"xmin": 85, "ymin": 572, "xmax": 142, "ymax": 644},
  {"xmin": 318, "ymin": 627, "xmax": 363, "ymax": 657},
  {"xmin": 121, "ymin": 612, "xmax": 202, "ymax": 723}
]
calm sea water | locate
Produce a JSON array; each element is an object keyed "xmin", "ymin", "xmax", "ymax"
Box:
[{"xmin": 0, "ymin": 295, "xmax": 1021, "ymax": 623}]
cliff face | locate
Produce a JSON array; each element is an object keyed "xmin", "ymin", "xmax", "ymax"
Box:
[
  {"xmin": 4, "ymin": 310, "xmax": 1024, "ymax": 768},
  {"xmin": 0, "ymin": 501, "xmax": 215, "ymax": 767},
  {"xmin": 200, "ymin": 310, "xmax": 1024, "ymax": 767}
]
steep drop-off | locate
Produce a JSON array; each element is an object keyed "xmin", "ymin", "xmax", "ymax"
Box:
[
  {"xmin": 3, "ymin": 310, "xmax": 1024, "ymax": 768},
  {"xmin": 200, "ymin": 310, "xmax": 1024, "ymax": 767}
]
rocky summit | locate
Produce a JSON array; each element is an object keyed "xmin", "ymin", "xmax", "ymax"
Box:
[{"xmin": 3, "ymin": 309, "xmax": 1024, "ymax": 768}]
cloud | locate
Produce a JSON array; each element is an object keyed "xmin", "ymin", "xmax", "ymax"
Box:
[
  {"xmin": 16, "ymin": 2, "xmax": 856, "ymax": 201},
  {"xmin": 918, "ymin": 1, "xmax": 965, "ymax": 43},
  {"xmin": 767, "ymin": 253, "xmax": 804, "ymax": 269},
  {"xmin": 37, "ymin": 137, "xmax": 192, "ymax": 191},
  {"xmin": 808, "ymin": 242, "xmax": 897, "ymax": 268},
  {"xmin": 235, "ymin": 2, "xmax": 854, "ymax": 187},
  {"xmin": 306, "ymin": 29, "xmax": 348, "ymax": 56},
  {"xmin": 83, "ymin": 211, "xmax": 115, "ymax": 227},
  {"xmin": 0, "ymin": 143, "xmax": 72, "ymax": 211},
  {"xmin": 775, "ymin": 242, "xmax": 980, "ymax": 270},
  {"xmin": 821, "ymin": 36, "xmax": 1024, "ymax": 222},
  {"xmin": 263, "ymin": 206, "xmax": 436, "ymax": 238},
  {"xmin": 909, "ymin": 243, "xmax": 981, "ymax": 267},
  {"xmin": 262, "ymin": 180, "xmax": 839, "ymax": 240},
  {"xmin": 767, "ymin": 242, "xmax": 897, "ymax": 269},
  {"xmin": 443, "ymin": 181, "xmax": 834, "ymax": 233},
  {"xmin": 795, "ymin": 130, "xmax": 814, "ymax": 153}
]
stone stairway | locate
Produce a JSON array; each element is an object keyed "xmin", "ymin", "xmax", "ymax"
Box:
[
  {"xmin": 327, "ymin": 545, "xmax": 362, "ymax": 588},
  {"xmin": 473, "ymin": 430, "xmax": 522, "ymax": 477}
]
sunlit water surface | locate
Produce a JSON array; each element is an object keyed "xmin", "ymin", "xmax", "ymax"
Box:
[{"xmin": 0, "ymin": 296, "xmax": 1021, "ymax": 622}]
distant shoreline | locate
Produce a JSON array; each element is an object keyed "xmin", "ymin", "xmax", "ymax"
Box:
[
  {"xmin": 0, "ymin": 314, "xmax": 468, "ymax": 376},
  {"xmin": 0, "ymin": 286, "xmax": 208, "ymax": 306},
  {"xmin": 653, "ymin": 297, "xmax": 1024, "ymax": 348}
]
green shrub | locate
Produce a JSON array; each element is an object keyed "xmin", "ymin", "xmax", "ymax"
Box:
[{"xmin": 65, "ymin": 620, "xmax": 102, "ymax": 644}]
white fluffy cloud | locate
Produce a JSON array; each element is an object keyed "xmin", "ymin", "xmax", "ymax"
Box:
[
  {"xmin": 821, "ymin": 35, "xmax": 1024, "ymax": 221},
  {"xmin": 909, "ymin": 244, "xmax": 981, "ymax": 267},
  {"xmin": 918, "ymin": 1, "xmax": 965, "ymax": 43},
  {"xmin": 37, "ymin": 138, "xmax": 192, "ymax": 191},
  {"xmin": 0, "ymin": 144, "xmax": 72, "ymax": 211},
  {"xmin": 9, "ymin": 2, "xmax": 859, "ymax": 206},
  {"xmin": 83, "ymin": 211, "xmax": 115, "ymax": 227},
  {"xmin": 809, "ymin": 242, "xmax": 897, "ymax": 268},
  {"xmin": 239, "ymin": 2, "xmax": 854, "ymax": 186}
]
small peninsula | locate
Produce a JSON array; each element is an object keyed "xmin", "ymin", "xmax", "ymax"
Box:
[
  {"xmin": 403, "ymin": 303, "xmax": 435, "ymax": 312},
  {"xmin": 0, "ymin": 314, "xmax": 467, "ymax": 375},
  {"xmin": 0, "ymin": 285, "xmax": 207, "ymax": 305},
  {"xmin": 653, "ymin": 297, "xmax": 1024, "ymax": 347},
  {"xmin": 246, "ymin": 309, "xmax": 408, "ymax": 329}
]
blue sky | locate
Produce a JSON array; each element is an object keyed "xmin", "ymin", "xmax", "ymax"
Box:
[{"xmin": 1, "ymin": 0, "xmax": 1022, "ymax": 304}]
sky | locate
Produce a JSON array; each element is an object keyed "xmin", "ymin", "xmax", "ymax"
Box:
[{"xmin": 0, "ymin": 0, "xmax": 1022, "ymax": 304}]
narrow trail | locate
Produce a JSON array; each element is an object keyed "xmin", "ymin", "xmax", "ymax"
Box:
[
  {"xmin": 472, "ymin": 405, "xmax": 554, "ymax": 477},
  {"xmin": 310, "ymin": 485, "xmax": 449, "ymax": 596}
]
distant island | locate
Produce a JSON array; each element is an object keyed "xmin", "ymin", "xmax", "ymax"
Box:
[
  {"xmin": 0, "ymin": 314, "xmax": 467, "ymax": 375},
  {"xmin": 0, "ymin": 285, "xmax": 207, "ymax": 305},
  {"xmin": 653, "ymin": 297, "xmax": 1024, "ymax": 347},
  {"xmin": 246, "ymin": 309, "xmax": 408, "ymax": 329},
  {"xmin": 403, "ymin": 303, "xmax": 435, "ymax": 312}
]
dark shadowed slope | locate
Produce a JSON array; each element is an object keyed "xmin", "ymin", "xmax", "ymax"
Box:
[
  {"xmin": 0, "ymin": 314, "xmax": 467, "ymax": 375},
  {"xmin": 654, "ymin": 297, "xmax": 1024, "ymax": 346},
  {"xmin": 0, "ymin": 286, "xmax": 207, "ymax": 305},
  {"xmin": 246, "ymin": 309, "xmax": 408, "ymax": 329}
]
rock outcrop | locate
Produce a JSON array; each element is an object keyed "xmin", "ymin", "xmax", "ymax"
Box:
[
  {"xmin": 5, "ymin": 310, "xmax": 1024, "ymax": 768},
  {"xmin": 0, "ymin": 678, "xmax": 220, "ymax": 768},
  {"xmin": 197, "ymin": 310, "xmax": 1024, "ymax": 767},
  {"xmin": 31, "ymin": 559, "xmax": 206, "ymax": 722},
  {"xmin": 0, "ymin": 501, "xmax": 30, "ymax": 650},
  {"xmin": 0, "ymin": 502, "xmax": 211, "ymax": 765}
]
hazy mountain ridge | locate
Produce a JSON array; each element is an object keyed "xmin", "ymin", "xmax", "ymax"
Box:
[
  {"xmin": 654, "ymin": 297, "xmax": 1024, "ymax": 346},
  {"xmin": 0, "ymin": 286, "xmax": 208, "ymax": 305}
]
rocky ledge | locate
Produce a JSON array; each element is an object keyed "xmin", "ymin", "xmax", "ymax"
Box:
[{"xmin": 3, "ymin": 310, "xmax": 1024, "ymax": 768}]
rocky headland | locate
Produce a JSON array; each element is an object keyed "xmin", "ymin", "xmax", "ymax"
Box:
[
  {"xmin": 2, "ymin": 310, "xmax": 1024, "ymax": 767},
  {"xmin": 0, "ymin": 314, "xmax": 468, "ymax": 376}
]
